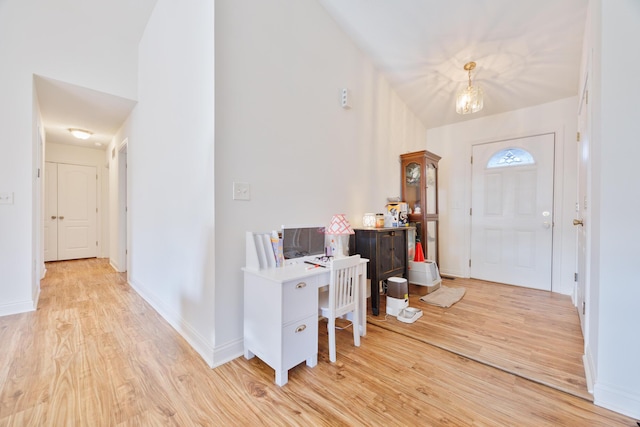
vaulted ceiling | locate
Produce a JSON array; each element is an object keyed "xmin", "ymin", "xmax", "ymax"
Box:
[
  {"xmin": 37, "ymin": 0, "xmax": 589, "ymax": 151},
  {"xmin": 318, "ymin": 0, "xmax": 588, "ymax": 129}
]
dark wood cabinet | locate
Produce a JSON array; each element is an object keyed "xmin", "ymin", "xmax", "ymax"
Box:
[
  {"xmin": 400, "ymin": 150, "xmax": 441, "ymax": 264},
  {"xmin": 351, "ymin": 227, "xmax": 414, "ymax": 316}
]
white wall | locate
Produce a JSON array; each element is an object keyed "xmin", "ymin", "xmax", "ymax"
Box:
[
  {"xmin": 124, "ymin": 0, "xmax": 218, "ymax": 363},
  {"xmin": 45, "ymin": 143, "xmax": 109, "ymax": 259},
  {"xmin": 213, "ymin": 0, "xmax": 428, "ymax": 363},
  {"xmin": 589, "ymin": 0, "xmax": 640, "ymax": 418},
  {"xmin": 46, "ymin": 142, "xmax": 107, "ymax": 166},
  {"xmin": 427, "ymin": 98, "xmax": 578, "ymax": 295},
  {"xmin": 0, "ymin": 0, "xmax": 142, "ymax": 316},
  {"xmin": 123, "ymin": 0, "xmax": 427, "ymax": 366}
]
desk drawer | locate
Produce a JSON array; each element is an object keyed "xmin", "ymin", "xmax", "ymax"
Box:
[
  {"xmin": 283, "ymin": 276, "xmax": 318, "ymax": 324},
  {"xmin": 282, "ymin": 314, "xmax": 318, "ymax": 370}
]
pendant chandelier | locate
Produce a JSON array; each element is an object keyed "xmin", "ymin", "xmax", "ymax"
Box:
[{"xmin": 456, "ymin": 61, "xmax": 483, "ymax": 115}]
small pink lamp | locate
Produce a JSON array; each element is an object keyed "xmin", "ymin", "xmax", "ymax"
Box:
[{"xmin": 326, "ymin": 214, "xmax": 355, "ymax": 258}]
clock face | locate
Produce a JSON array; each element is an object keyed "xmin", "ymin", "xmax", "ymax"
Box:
[{"xmin": 406, "ymin": 162, "xmax": 420, "ymax": 185}]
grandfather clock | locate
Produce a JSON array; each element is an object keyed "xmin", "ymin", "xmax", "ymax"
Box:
[{"xmin": 400, "ymin": 150, "xmax": 441, "ymax": 263}]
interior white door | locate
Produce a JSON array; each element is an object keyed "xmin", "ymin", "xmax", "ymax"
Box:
[
  {"xmin": 470, "ymin": 134, "xmax": 555, "ymax": 290},
  {"xmin": 575, "ymin": 75, "xmax": 590, "ymax": 333},
  {"xmin": 44, "ymin": 163, "xmax": 98, "ymax": 261},
  {"xmin": 57, "ymin": 163, "xmax": 97, "ymax": 260},
  {"xmin": 44, "ymin": 162, "xmax": 58, "ymax": 262}
]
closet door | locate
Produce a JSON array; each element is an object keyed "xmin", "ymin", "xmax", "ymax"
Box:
[
  {"xmin": 57, "ymin": 163, "xmax": 97, "ymax": 260},
  {"xmin": 44, "ymin": 162, "xmax": 58, "ymax": 262},
  {"xmin": 45, "ymin": 162, "xmax": 97, "ymax": 261}
]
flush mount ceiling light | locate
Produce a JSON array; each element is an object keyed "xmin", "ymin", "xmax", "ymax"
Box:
[
  {"xmin": 68, "ymin": 128, "xmax": 93, "ymax": 140},
  {"xmin": 456, "ymin": 61, "xmax": 484, "ymax": 115}
]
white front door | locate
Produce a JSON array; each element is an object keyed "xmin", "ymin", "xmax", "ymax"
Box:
[
  {"xmin": 44, "ymin": 162, "xmax": 97, "ymax": 261},
  {"xmin": 470, "ymin": 134, "xmax": 555, "ymax": 290}
]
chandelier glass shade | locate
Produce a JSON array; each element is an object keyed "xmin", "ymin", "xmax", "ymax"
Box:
[{"xmin": 456, "ymin": 61, "xmax": 483, "ymax": 115}]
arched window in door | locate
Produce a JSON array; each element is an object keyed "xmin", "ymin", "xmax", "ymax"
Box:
[{"xmin": 486, "ymin": 147, "xmax": 535, "ymax": 168}]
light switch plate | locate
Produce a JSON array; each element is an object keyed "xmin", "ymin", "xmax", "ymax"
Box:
[
  {"xmin": 341, "ymin": 88, "xmax": 351, "ymax": 109},
  {"xmin": 0, "ymin": 192, "xmax": 14, "ymax": 204},
  {"xmin": 233, "ymin": 182, "xmax": 251, "ymax": 201}
]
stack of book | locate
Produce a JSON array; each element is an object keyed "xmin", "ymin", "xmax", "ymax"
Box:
[{"xmin": 245, "ymin": 231, "xmax": 284, "ymax": 270}]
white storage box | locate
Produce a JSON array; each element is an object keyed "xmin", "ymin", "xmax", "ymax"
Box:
[{"xmin": 408, "ymin": 260, "xmax": 442, "ymax": 293}]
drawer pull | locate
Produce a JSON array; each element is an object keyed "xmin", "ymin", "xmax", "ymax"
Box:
[
  {"xmin": 295, "ymin": 325, "xmax": 307, "ymax": 333},
  {"xmin": 295, "ymin": 282, "xmax": 306, "ymax": 289},
  {"xmin": 390, "ymin": 231, "xmax": 395, "ymax": 236}
]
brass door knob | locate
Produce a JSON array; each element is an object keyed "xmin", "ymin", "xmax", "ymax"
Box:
[{"xmin": 573, "ymin": 219, "xmax": 583, "ymax": 226}]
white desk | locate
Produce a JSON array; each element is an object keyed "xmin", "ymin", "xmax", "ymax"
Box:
[{"xmin": 242, "ymin": 259, "xmax": 368, "ymax": 386}]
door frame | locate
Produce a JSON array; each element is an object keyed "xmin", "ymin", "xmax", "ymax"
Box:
[
  {"xmin": 467, "ymin": 129, "xmax": 569, "ymax": 293},
  {"xmin": 116, "ymin": 138, "xmax": 129, "ymax": 273},
  {"xmin": 575, "ymin": 74, "xmax": 590, "ymax": 334},
  {"xmin": 576, "ymin": 52, "xmax": 594, "ymax": 393},
  {"xmin": 44, "ymin": 161, "xmax": 58, "ymax": 262},
  {"xmin": 469, "ymin": 134, "xmax": 555, "ymax": 290},
  {"xmin": 47, "ymin": 162, "xmax": 98, "ymax": 261}
]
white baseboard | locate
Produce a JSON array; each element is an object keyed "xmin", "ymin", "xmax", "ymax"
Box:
[
  {"xmin": 127, "ymin": 276, "xmax": 241, "ymax": 368},
  {"xmin": 109, "ymin": 258, "xmax": 128, "ymax": 273},
  {"xmin": 109, "ymin": 259, "xmax": 120, "ymax": 272},
  {"xmin": 594, "ymin": 381, "xmax": 640, "ymax": 420},
  {"xmin": 212, "ymin": 337, "xmax": 244, "ymax": 368},
  {"xmin": 438, "ymin": 271, "xmax": 466, "ymax": 279},
  {"xmin": 32, "ymin": 285, "xmax": 41, "ymax": 312},
  {"xmin": 0, "ymin": 299, "xmax": 36, "ymax": 317},
  {"xmin": 583, "ymin": 345, "xmax": 595, "ymax": 393}
]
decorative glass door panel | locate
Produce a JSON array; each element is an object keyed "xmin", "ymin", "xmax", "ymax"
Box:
[
  {"xmin": 425, "ymin": 220, "xmax": 438, "ymax": 262},
  {"xmin": 426, "ymin": 163, "xmax": 437, "ymax": 215},
  {"xmin": 400, "ymin": 150, "xmax": 441, "ymax": 264},
  {"xmin": 404, "ymin": 162, "xmax": 422, "ymax": 214}
]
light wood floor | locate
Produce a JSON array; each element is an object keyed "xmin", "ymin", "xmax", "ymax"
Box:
[
  {"xmin": 0, "ymin": 259, "xmax": 636, "ymax": 426},
  {"xmin": 374, "ymin": 277, "xmax": 590, "ymax": 400}
]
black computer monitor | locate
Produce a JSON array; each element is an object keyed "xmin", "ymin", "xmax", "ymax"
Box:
[{"xmin": 281, "ymin": 226, "xmax": 326, "ymax": 259}]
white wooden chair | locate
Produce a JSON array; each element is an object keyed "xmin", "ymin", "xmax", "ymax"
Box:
[{"xmin": 318, "ymin": 254, "xmax": 361, "ymax": 362}]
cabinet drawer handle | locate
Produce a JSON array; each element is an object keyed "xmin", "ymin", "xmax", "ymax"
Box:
[
  {"xmin": 295, "ymin": 325, "xmax": 307, "ymax": 333},
  {"xmin": 295, "ymin": 282, "xmax": 306, "ymax": 289},
  {"xmin": 390, "ymin": 231, "xmax": 395, "ymax": 236}
]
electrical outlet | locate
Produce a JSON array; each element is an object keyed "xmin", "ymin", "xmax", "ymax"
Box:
[
  {"xmin": 233, "ymin": 182, "xmax": 251, "ymax": 201},
  {"xmin": 0, "ymin": 192, "xmax": 14, "ymax": 205}
]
